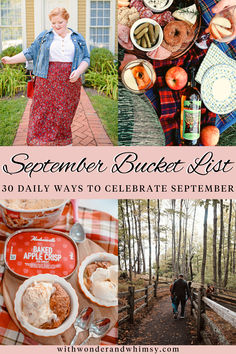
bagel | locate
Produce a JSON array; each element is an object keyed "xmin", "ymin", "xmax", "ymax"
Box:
[
  {"xmin": 163, "ymin": 20, "xmax": 188, "ymax": 46},
  {"xmin": 183, "ymin": 22, "xmax": 195, "ymax": 43},
  {"xmin": 162, "ymin": 39, "xmax": 182, "ymax": 53},
  {"xmin": 131, "ymin": 65, "xmax": 151, "ymax": 90}
]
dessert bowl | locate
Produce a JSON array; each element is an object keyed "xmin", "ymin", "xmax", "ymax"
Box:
[
  {"xmin": 14, "ymin": 274, "xmax": 79, "ymax": 337},
  {"xmin": 0, "ymin": 199, "xmax": 69, "ymax": 229},
  {"xmin": 78, "ymin": 252, "xmax": 118, "ymax": 308}
]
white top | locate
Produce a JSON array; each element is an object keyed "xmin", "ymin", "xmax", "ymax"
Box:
[{"xmin": 49, "ymin": 30, "xmax": 75, "ymax": 62}]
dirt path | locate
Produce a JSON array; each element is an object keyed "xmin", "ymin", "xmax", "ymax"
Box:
[{"xmin": 120, "ymin": 295, "xmax": 196, "ymax": 345}]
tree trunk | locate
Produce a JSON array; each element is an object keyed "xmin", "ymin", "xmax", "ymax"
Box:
[
  {"xmin": 233, "ymin": 202, "xmax": 236, "ymax": 274},
  {"xmin": 201, "ymin": 199, "xmax": 209, "ymax": 285},
  {"xmin": 213, "ymin": 199, "xmax": 218, "ymax": 286},
  {"xmin": 147, "ymin": 200, "xmax": 152, "ymax": 284},
  {"xmin": 182, "ymin": 200, "xmax": 189, "ymax": 275},
  {"xmin": 178, "ymin": 199, "xmax": 183, "ymax": 274},
  {"xmin": 120, "ymin": 201, "xmax": 127, "ymax": 272},
  {"xmin": 131, "ymin": 200, "xmax": 141, "ymax": 274},
  {"xmin": 130, "ymin": 204, "xmax": 136, "ymax": 276},
  {"xmin": 218, "ymin": 200, "xmax": 224, "ymax": 287},
  {"xmin": 125, "ymin": 199, "xmax": 132, "ymax": 282},
  {"xmin": 189, "ymin": 201, "xmax": 197, "ymax": 281},
  {"xmin": 138, "ymin": 200, "xmax": 146, "ymax": 273},
  {"xmin": 223, "ymin": 200, "xmax": 233, "ymax": 287},
  {"xmin": 171, "ymin": 199, "xmax": 176, "ymax": 275},
  {"xmin": 156, "ymin": 200, "xmax": 161, "ymax": 282}
]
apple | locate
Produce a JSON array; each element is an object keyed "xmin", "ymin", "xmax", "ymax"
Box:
[
  {"xmin": 210, "ymin": 24, "xmax": 222, "ymax": 40},
  {"xmin": 165, "ymin": 66, "xmax": 188, "ymax": 91},
  {"xmin": 200, "ymin": 126, "xmax": 220, "ymax": 146},
  {"xmin": 215, "ymin": 24, "xmax": 233, "ymax": 38},
  {"xmin": 211, "ymin": 16, "xmax": 232, "ymax": 29}
]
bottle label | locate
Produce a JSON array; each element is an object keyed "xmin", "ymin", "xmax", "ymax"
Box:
[{"xmin": 183, "ymin": 100, "xmax": 201, "ymax": 140}]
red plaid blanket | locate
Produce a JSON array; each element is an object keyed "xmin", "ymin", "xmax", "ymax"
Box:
[
  {"xmin": 145, "ymin": 37, "xmax": 216, "ymax": 146},
  {"xmin": 0, "ymin": 202, "xmax": 118, "ymax": 345}
]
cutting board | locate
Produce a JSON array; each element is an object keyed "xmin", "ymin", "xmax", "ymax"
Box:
[{"xmin": 3, "ymin": 238, "xmax": 117, "ymax": 345}]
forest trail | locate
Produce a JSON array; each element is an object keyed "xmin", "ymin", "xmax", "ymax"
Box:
[{"xmin": 123, "ymin": 295, "xmax": 196, "ymax": 345}]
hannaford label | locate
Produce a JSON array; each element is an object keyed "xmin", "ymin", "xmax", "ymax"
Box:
[{"xmin": 5, "ymin": 230, "xmax": 77, "ymax": 278}]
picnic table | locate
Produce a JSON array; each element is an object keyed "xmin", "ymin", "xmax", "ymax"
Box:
[{"xmin": 118, "ymin": 0, "xmax": 236, "ymax": 146}]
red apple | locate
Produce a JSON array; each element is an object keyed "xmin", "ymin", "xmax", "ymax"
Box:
[
  {"xmin": 200, "ymin": 126, "xmax": 220, "ymax": 146},
  {"xmin": 165, "ymin": 66, "xmax": 188, "ymax": 90}
]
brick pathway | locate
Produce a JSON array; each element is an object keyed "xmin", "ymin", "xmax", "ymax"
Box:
[{"xmin": 13, "ymin": 87, "xmax": 112, "ymax": 146}]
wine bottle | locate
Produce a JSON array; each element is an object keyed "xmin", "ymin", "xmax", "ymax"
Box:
[{"xmin": 180, "ymin": 67, "xmax": 201, "ymax": 146}]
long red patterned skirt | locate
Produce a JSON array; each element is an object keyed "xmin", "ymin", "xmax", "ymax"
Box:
[{"xmin": 27, "ymin": 62, "xmax": 82, "ymax": 146}]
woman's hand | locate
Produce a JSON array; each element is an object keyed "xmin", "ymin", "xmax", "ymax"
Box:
[
  {"xmin": 1, "ymin": 52, "xmax": 26, "ymax": 65},
  {"xmin": 212, "ymin": 0, "xmax": 236, "ymax": 13},
  {"xmin": 69, "ymin": 69, "xmax": 81, "ymax": 83},
  {"xmin": 1, "ymin": 56, "xmax": 12, "ymax": 64},
  {"xmin": 205, "ymin": 0, "xmax": 236, "ymax": 41}
]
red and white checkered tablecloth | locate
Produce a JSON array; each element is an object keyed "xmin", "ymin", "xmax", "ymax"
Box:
[{"xmin": 0, "ymin": 201, "xmax": 118, "ymax": 345}]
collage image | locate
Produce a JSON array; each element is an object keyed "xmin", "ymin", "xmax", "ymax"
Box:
[{"xmin": 0, "ymin": 0, "xmax": 235, "ymax": 350}]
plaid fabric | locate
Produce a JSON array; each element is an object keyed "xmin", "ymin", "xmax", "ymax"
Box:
[
  {"xmin": 199, "ymin": 0, "xmax": 236, "ymax": 133},
  {"xmin": 0, "ymin": 202, "xmax": 118, "ymax": 345},
  {"xmin": 145, "ymin": 0, "xmax": 236, "ymax": 145},
  {"xmin": 145, "ymin": 41, "xmax": 216, "ymax": 145}
]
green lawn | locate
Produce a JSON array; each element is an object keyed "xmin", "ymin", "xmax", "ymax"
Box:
[
  {"xmin": 0, "ymin": 96, "xmax": 27, "ymax": 145},
  {"xmin": 86, "ymin": 93, "xmax": 118, "ymax": 145}
]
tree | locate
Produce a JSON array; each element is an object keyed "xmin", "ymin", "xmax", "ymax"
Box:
[
  {"xmin": 119, "ymin": 201, "xmax": 127, "ymax": 272},
  {"xmin": 147, "ymin": 199, "xmax": 152, "ymax": 284},
  {"xmin": 138, "ymin": 200, "xmax": 146, "ymax": 273},
  {"xmin": 212, "ymin": 200, "xmax": 218, "ymax": 285},
  {"xmin": 131, "ymin": 200, "xmax": 140, "ymax": 274},
  {"xmin": 218, "ymin": 200, "xmax": 224, "ymax": 287},
  {"xmin": 125, "ymin": 199, "xmax": 132, "ymax": 282},
  {"xmin": 155, "ymin": 199, "xmax": 161, "ymax": 282},
  {"xmin": 177, "ymin": 199, "xmax": 183, "ymax": 274},
  {"xmin": 182, "ymin": 200, "xmax": 190, "ymax": 275},
  {"xmin": 171, "ymin": 199, "xmax": 176, "ymax": 275},
  {"xmin": 201, "ymin": 199, "xmax": 209, "ymax": 285},
  {"xmin": 189, "ymin": 201, "xmax": 197, "ymax": 280},
  {"xmin": 233, "ymin": 202, "xmax": 236, "ymax": 274},
  {"xmin": 223, "ymin": 199, "xmax": 233, "ymax": 287}
]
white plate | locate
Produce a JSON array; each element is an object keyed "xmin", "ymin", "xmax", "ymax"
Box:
[{"xmin": 201, "ymin": 64, "xmax": 236, "ymax": 114}]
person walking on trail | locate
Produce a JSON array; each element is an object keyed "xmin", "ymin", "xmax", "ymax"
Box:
[
  {"xmin": 170, "ymin": 279, "xmax": 177, "ymax": 314},
  {"xmin": 171, "ymin": 274, "xmax": 190, "ymax": 319},
  {"xmin": 1, "ymin": 7, "xmax": 90, "ymax": 146},
  {"xmin": 206, "ymin": 284, "xmax": 215, "ymax": 299}
]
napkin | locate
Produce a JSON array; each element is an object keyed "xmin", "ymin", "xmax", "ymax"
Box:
[{"xmin": 196, "ymin": 43, "xmax": 236, "ymax": 83}]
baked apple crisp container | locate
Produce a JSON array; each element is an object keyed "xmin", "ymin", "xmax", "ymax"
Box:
[
  {"xmin": 0, "ymin": 200, "xmax": 69, "ymax": 229},
  {"xmin": 4, "ymin": 229, "xmax": 78, "ymax": 280}
]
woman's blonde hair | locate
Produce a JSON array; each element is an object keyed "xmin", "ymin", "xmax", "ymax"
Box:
[{"xmin": 49, "ymin": 7, "xmax": 70, "ymax": 21}]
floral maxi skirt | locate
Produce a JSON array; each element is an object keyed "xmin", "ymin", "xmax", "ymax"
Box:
[{"xmin": 27, "ymin": 62, "xmax": 82, "ymax": 146}]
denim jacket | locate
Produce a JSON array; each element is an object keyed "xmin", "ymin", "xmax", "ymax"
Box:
[{"xmin": 23, "ymin": 28, "xmax": 90, "ymax": 78}]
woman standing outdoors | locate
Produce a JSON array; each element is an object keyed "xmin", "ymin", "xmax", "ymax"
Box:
[{"xmin": 1, "ymin": 7, "xmax": 90, "ymax": 146}]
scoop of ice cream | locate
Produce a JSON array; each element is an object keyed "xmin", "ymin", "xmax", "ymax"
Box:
[
  {"xmin": 91, "ymin": 280, "xmax": 117, "ymax": 302},
  {"xmin": 90, "ymin": 264, "xmax": 117, "ymax": 302},
  {"xmin": 108, "ymin": 265, "xmax": 118, "ymax": 286},
  {"xmin": 90, "ymin": 267, "xmax": 109, "ymax": 283},
  {"xmin": 22, "ymin": 282, "xmax": 57, "ymax": 328}
]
